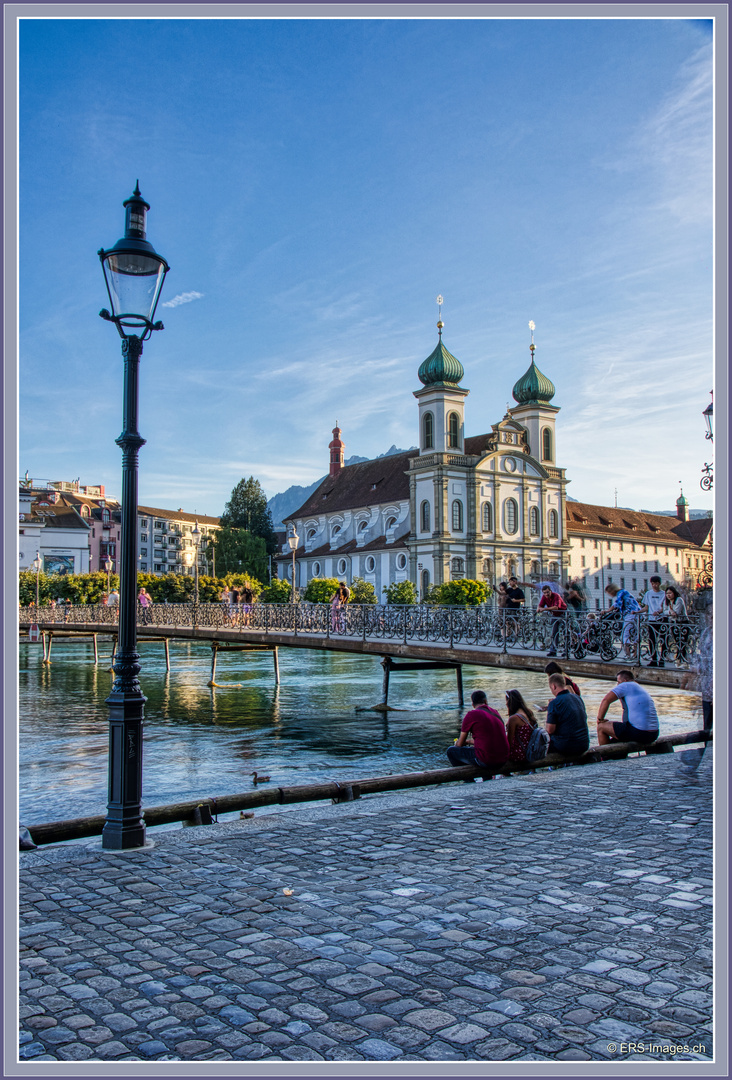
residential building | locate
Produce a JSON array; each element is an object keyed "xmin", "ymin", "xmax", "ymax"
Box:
[
  {"xmin": 18, "ymin": 487, "xmax": 91, "ymax": 574},
  {"xmin": 137, "ymin": 507, "xmax": 221, "ymax": 576}
]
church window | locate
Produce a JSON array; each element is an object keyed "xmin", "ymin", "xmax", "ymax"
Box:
[
  {"xmin": 338, "ymin": 559, "xmax": 347, "ymax": 575},
  {"xmin": 548, "ymin": 561, "xmax": 559, "ymax": 577},
  {"xmin": 423, "ymin": 412, "xmax": 434, "ymax": 450},
  {"xmin": 548, "ymin": 510, "xmax": 558, "ymax": 538},
  {"xmin": 307, "ymin": 529, "xmax": 316, "ymax": 541},
  {"xmin": 396, "ymin": 553, "xmax": 407, "ymax": 570},
  {"xmin": 482, "ymin": 558, "xmax": 493, "ymax": 581},
  {"xmin": 452, "ymin": 500, "xmax": 463, "ymax": 531},
  {"xmin": 331, "ymin": 524, "xmax": 341, "ymax": 537},
  {"xmin": 529, "ymin": 506, "xmax": 539, "ymax": 535},
  {"xmin": 542, "ymin": 428, "xmax": 553, "ymax": 461},
  {"xmin": 421, "ymin": 501, "xmax": 430, "ymax": 533},
  {"xmin": 421, "ymin": 569, "xmax": 430, "ymax": 596},
  {"xmin": 482, "ymin": 502, "xmax": 492, "ymax": 531},
  {"xmin": 312, "ymin": 562, "xmax": 321, "ymax": 576},
  {"xmin": 358, "ymin": 520, "xmax": 368, "ymax": 532},
  {"xmin": 451, "ymin": 557, "xmax": 465, "ymax": 578},
  {"xmin": 531, "ymin": 560, "xmax": 541, "ymax": 576},
  {"xmin": 386, "ymin": 516, "xmax": 397, "ymax": 531},
  {"xmin": 448, "ymin": 412, "xmax": 460, "ymax": 449},
  {"xmin": 365, "ymin": 556, "xmax": 375, "ymax": 573},
  {"xmin": 505, "ymin": 499, "xmax": 518, "ymax": 535}
]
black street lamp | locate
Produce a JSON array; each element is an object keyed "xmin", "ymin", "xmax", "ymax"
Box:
[
  {"xmin": 98, "ymin": 183, "xmax": 169, "ymax": 850},
  {"xmin": 701, "ymin": 392, "xmax": 713, "ymax": 491},
  {"xmin": 192, "ymin": 520, "xmax": 201, "ymax": 604},
  {"xmin": 32, "ymin": 551, "xmax": 41, "ymax": 609}
]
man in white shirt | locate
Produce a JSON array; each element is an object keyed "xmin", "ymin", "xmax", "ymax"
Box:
[
  {"xmin": 596, "ymin": 670, "xmax": 659, "ymax": 745},
  {"xmin": 640, "ymin": 575, "xmax": 665, "ymax": 667}
]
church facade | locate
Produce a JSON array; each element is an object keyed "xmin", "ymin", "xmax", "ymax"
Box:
[{"xmin": 277, "ymin": 322, "xmax": 572, "ymax": 599}]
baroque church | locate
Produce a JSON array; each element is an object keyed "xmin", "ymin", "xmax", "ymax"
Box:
[{"xmin": 276, "ymin": 317, "xmax": 571, "ymax": 599}]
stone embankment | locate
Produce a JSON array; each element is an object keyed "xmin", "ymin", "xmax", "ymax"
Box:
[{"xmin": 19, "ymin": 753, "xmax": 712, "ymax": 1063}]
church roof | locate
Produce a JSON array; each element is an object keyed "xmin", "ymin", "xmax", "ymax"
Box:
[
  {"xmin": 418, "ymin": 338, "xmax": 465, "ymax": 387},
  {"xmin": 288, "ymin": 451, "xmax": 414, "ymax": 519}
]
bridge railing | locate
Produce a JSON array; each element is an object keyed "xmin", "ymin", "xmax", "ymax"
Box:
[{"xmin": 20, "ymin": 603, "xmax": 701, "ymax": 666}]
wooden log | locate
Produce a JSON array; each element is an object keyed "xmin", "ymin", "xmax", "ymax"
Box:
[{"xmin": 23, "ymin": 730, "xmax": 711, "ymax": 847}]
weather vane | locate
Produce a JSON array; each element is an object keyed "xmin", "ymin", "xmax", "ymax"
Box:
[{"xmin": 436, "ymin": 295, "xmax": 444, "ymax": 337}]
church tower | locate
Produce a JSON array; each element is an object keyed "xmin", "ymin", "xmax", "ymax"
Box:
[
  {"xmin": 413, "ymin": 298, "xmax": 469, "ymax": 454},
  {"xmin": 329, "ymin": 423, "xmax": 345, "ymax": 477},
  {"xmin": 509, "ymin": 323, "xmax": 559, "ymax": 465}
]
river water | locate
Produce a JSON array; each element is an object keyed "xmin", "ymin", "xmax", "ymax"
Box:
[{"xmin": 19, "ymin": 639, "xmax": 702, "ymax": 830}]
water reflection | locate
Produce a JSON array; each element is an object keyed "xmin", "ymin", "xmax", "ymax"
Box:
[{"xmin": 19, "ymin": 639, "xmax": 702, "ymax": 826}]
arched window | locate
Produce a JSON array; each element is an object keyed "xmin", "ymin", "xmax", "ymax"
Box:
[
  {"xmin": 102, "ymin": 509, "xmax": 110, "ymax": 525},
  {"xmin": 451, "ymin": 557, "xmax": 465, "ymax": 578},
  {"xmin": 421, "ymin": 501, "xmax": 430, "ymax": 533},
  {"xmin": 505, "ymin": 498, "xmax": 518, "ymax": 534},
  {"xmin": 548, "ymin": 561, "xmax": 559, "ymax": 577},
  {"xmin": 542, "ymin": 428, "xmax": 553, "ymax": 462},
  {"xmin": 331, "ymin": 524, "xmax": 341, "ymax": 537},
  {"xmin": 529, "ymin": 506, "xmax": 539, "ymax": 535},
  {"xmin": 385, "ymin": 516, "xmax": 397, "ymax": 531},
  {"xmin": 482, "ymin": 502, "xmax": 492, "ymax": 531},
  {"xmin": 307, "ymin": 528, "xmax": 316, "ymax": 541},
  {"xmin": 452, "ymin": 500, "xmax": 463, "ymax": 531},
  {"xmin": 448, "ymin": 412, "xmax": 460, "ymax": 449},
  {"xmin": 423, "ymin": 411, "xmax": 434, "ymax": 450},
  {"xmin": 531, "ymin": 560, "xmax": 541, "ymax": 576},
  {"xmin": 548, "ymin": 509, "xmax": 558, "ymax": 538},
  {"xmin": 358, "ymin": 520, "xmax": 368, "ymax": 532},
  {"xmin": 80, "ymin": 504, "xmax": 90, "ymax": 518},
  {"xmin": 421, "ymin": 569, "xmax": 430, "ymax": 596}
]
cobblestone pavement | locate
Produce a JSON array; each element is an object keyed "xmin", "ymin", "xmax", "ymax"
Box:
[{"xmin": 19, "ymin": 752, "xmax": 713, "ymax": 1065}]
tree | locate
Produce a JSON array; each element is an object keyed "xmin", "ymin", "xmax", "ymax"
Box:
[
  {"xmin": 259, "ymin": 578, "xmax": 295, "ymax": 604},
  {"xmin": 221, "ymin": 477, "xmax": 277, "ymax": 556},
  {"xmin": 210, "ymin": 525, "xmax": 268, "ymax": 580},
  {"xmin": 383, "ymin": 580, "xmax": 418, "ymax": 605}
]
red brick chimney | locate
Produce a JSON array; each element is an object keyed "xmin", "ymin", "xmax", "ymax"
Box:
[{"xmin": 329, "ymin": 423, "xmax": 344, "ymax": 477}]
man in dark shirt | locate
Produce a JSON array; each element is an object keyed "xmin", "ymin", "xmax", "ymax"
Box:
[
  {"xmin": 546, "ymin": 673, "xmax": 590, "ymax": 757},
  {"xmin": 505, "ymin": 576, "xmax": 525, "ymax": 610},
  {"xmin": 447, "ymin": 690, "xmax": 509, "ymax": 772}
]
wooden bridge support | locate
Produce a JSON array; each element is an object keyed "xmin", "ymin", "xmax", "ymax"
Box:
[
  {"xmin": 380, "ymin": 656, "xmax": 464, "ymax": 708},
  {"xmin": 208, "ymin": 642, "xmax": 280, "ymax": 687}
]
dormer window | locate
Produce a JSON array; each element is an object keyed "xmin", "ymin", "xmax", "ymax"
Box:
[
  {"xmin": 358, "ymin": 521, "xmax": 369, "ymax": 532},
  {"xmin": 385, "ymin": 516, "xmax": 397, "ymax": 531},
  {"xmin": 102, "ymin": 509, "xmax": 110, "ymax": 525},
  {"xmin": 331, "ymin": 525, "xmax": 341, "ymax": 537},
  {"xmin": 307, "ymin": 529, "xmax": 316, "ymax": 541}
]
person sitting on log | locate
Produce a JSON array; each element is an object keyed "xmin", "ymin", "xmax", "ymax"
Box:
[
  {"xmin": 596, "ymin": 669, "xmax": 659, "ymax": 746},
  {"xmin": 447, "ymin": 690, "xmax": 509, "ymax": 776},
  {"xmin": 545, "ymin": 673, "xmax": 590, "ymax": 758}
]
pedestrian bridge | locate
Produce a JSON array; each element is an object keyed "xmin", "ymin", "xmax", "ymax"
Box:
[{"xmin": 19, "ymin": 603, "xmax": 698, "ymax": 688}]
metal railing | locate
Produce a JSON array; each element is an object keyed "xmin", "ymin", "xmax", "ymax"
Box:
[{"xmin": 20, "ymin": 604, "xmax": 701, "ymax": 666}]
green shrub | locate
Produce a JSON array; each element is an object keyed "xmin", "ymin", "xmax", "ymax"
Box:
[
  {"xmin": 424, "ymin": 579, "xmax": 490, "ymax": 607},
  {"xmin": 382, "ymin": 580, "xmax": 418, "ymax": 605},
  {"xmin": 258, "ymin": 577, "xmax": 296, "ymax": 604},
  {"xmin": 349, "ymin": 577, "xmax": 378, "ymax": 604},
  {"xmin": 303, "ymin": 577, "xmax": 341, "ymax": 604}
]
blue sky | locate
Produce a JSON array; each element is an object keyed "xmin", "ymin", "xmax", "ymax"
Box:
[{"xmin": 18, "ymin": 15, "xmax": 715, "ymax": 516}]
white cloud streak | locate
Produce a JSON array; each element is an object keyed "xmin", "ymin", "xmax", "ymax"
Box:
[{"xmin": 162, "ymin": 291, "xmax": 204, "ymax": 308}]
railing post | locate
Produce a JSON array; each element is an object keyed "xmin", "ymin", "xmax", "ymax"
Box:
[
  {"xmin": 363, "ymin": 604, "xmax": 367, "ymax": 644},
  {"xmin": 403, "ymin": 606, "xmax": 408, "ymax": 645},
  {"xmin": 294, "ymin": 602, "xmax": 298, "ymax": 638},
  {"xmin": 564, "ymin": 611, "xmax": 570, "ymax": 660},
  {"xmin": 449, "ymin": 608, "xmax": 454, "ymax": 650},
  {"xmin": 503, "ymin": 611, "xmax": 507, "ymax": 654}
]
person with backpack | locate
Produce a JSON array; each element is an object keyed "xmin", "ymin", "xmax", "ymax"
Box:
[
  {"xmin": 505, "ymin": 689, "xmax": 548, "ymax": 764},
  {"xmin": 447, "ymin": 690, "xmax": 509, "ymax": 774}
]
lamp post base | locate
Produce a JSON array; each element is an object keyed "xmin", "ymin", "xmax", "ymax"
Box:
[{"xmin": 103, "ymin": 687, "xmax": 147, "ymax": 850}]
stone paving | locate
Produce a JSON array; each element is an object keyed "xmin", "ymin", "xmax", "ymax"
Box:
[{"xmin": 19, "ymin": 751, "xmax": 713, "ymax": 1064}]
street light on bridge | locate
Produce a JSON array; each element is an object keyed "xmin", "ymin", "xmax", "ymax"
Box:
[
  {"xmin": 192, "ymin": 520, "xmax": 201, "ymax": 604},
  {"xmin": 32, "ymin": 551, "xmax": 41, "ymax": 609},
  {"xmin": 105, "ymin": 555, "xmax": 113, "ymax": 595},
  {"xmin": 98, "ymin": 183, "xmax": 169, "ymax": 851},
  {"xmin": 287, "ymin": 528, "xmax": 300, "ymax": 604},
  {"xmin": 701, "ymin": 392, "xmax": 713, "ymax": 491}
]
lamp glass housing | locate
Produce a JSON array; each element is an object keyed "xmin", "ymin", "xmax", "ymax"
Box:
[
  {"xmin": 101, "ymin": 249, "xmax": 167, "ymax": 330},
  {"xmin": 703, "ymin": 401, "xmax": 713, "ymax": 440},
  {"xmin": 288, "ymin": 533, "xmax": 299, "ymax": 552}
]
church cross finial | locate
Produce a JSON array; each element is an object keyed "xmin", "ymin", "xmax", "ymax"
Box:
[
  {"xmin": 529, "ymin": 319, "xmax": 536, "ymax": 357},
  {"xmin": 436, "ymin": 295, "xmax": 444, "ymax": 338}
]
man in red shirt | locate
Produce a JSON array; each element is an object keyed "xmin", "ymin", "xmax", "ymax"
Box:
[
  {"xmin": 538, "ymin": 584, "xmax": 567, "ymax": 657},
  {"xmin": 447, "ymin": 691, "xmax": 509, "ymax": 772}
]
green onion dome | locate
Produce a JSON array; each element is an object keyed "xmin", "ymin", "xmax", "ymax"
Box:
[
  {"xmin": 418, "ymin": 337, "xmax": 465, "ymax": 387},
  {"xmin": 512, "ymin": 350, "xmax": 555, "ymax": 404}
]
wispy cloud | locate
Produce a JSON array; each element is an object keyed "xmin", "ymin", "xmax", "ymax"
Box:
[{"xmin": 162, "ymin": 291, "xmax": 204, "ymax": 308}]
